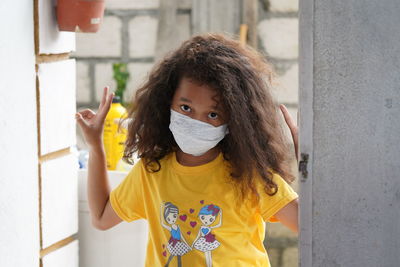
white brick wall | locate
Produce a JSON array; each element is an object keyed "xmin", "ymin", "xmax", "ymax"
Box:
[
  {"xmin": 105, "ymin": 0, "xmax": 191, "ymax": 10},
  {"xmin": 41, "ymin": 154, "xmax": 79, "ymax": 248},
  {"xmin": 74, "ymin": 16, "xmax": 122, "ymax": 57},
  {"xmin": 126, "ymin": 63, "xmax": 154, "ymax": 101},
  {"xmin": 258, "ymin": 18, "xmax": 298, "ymax": 59},
  {"xmin": 95, "ymin": 63, "xmax": 116, "ymax": 102},
  {"xmin": 38, "ymin": 0, "xmax": 75, "ymax": 54},
  {"xmin": 1, "ymin": 0, "xmax": 40, "ymax": 266},
  {"xmin": 106, "ymin": 0, "xmax": 160, "ymax": 10},
  {"xmin": 0, "ymin": 0, "xmax": 40, "ymax": 267},
  {"xmin": 76, "ymin": 61, "xmax": 91, "ymax": 103},
  {"xmin": 129, "ymin": 16, "xmax": 158, "ymax": 57},
  {"xmin": 42, "ymin": 240, "xmax": 79, "ymax": 267},
  {"xmin": 38, "ymin": 60, "xmax": 76, "ymax": 155},
  {"xmin": 269, "ymin": 0, "xmax": 298, "ymax": 12},
  {"xmin": 271, "ymin": 63, "xmax": 299, "ymax": 104}
]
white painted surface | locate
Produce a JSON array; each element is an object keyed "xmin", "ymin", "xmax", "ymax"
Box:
[
  {"xmin": 38, "ymin": 59, "xmax": 76, "ymax": 155},
  {"xmin": 0, "ymin": 0, "xmax": 40, "ymax": 266},
  {"xmin": 41, "ymin": 154, "xmax": 79, "ymax": 248},
  {"xmin": 42, "ymin": 240, "xmax": 79, "ymax": 267},
  {"xmin": 78, "ymin": 169, "xmax": 148, "ymax": 267},
  {"xmin": 38, "ymin": 0, "xmax": 75, "ymax": 54}
]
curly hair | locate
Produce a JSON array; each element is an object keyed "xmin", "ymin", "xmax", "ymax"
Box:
[{"xmin": 121, "ymin": 33, "xmax": 295, "ymax": 201}]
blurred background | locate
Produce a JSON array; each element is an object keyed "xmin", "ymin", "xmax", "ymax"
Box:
[{"xmin": 73, "ymin": 1, "xmax": 299, "ymax": 266}]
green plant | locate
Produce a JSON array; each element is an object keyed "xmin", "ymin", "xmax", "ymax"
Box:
[{"xmin": 112, "ymin": 63, "xmax": 130, "ymax": 107}]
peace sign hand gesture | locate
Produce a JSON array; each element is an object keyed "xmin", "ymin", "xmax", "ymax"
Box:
[{"xmin": 75, "ymin": 86, "xmax": 114, "ymax": 148}]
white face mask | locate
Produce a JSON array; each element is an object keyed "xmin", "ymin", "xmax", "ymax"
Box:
[{"xmin": 169, "ymin": 109, "xmax": 229, "ymax": 156}]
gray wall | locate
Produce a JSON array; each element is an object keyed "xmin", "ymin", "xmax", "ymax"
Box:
[{"xmin": 299, "ymin": 0, "xmax": 400, "ymax": 266}]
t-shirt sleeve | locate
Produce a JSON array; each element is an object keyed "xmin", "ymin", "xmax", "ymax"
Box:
[
  {"xmin": 257, "ymin": 171, "xmax": 299, "ymax": 222},
  {"xmin": 109, "ymin": 159, "xmax": 146, "ymax": 222}
]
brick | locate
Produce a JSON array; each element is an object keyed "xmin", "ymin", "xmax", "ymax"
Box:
[
  {"xmin": 269, "ymin": 0, "xmax": 299, "ymax": 12},
  {"xmin": 178, "ymin": 0, "xmax": 192, "ymax": 9},
  {"xmin": 74, "ymin": 16, "xmax": 121, "ymax": 57},
  {"xmin": 258, "ymin": 18, "xmax": 298, "ymax": 59},
  {"xmin": 38, "ymin": 60, "xmax": 76, "ymax": 155},
  {"xmin": 106, "ymin": 0, "xmax": 159, "ymax": 10},
  {"xmin": 126, "ymin": 63, "xmax": 154, "ymax": 102},
  {"xmin": 41, "ymin": 154, "xmax": 79, "ymax": 248},
  {"xmin": 42, "ymin": 240, "xmax": 79, "ymax": 267},
  {"xmin": 129, "ymin": 16, "xmax": 158, "ymax": 57},
  {"xmin": 105, "ymin": 0, "xmax": 190, "ymax": 10},
  {"xmin": 155, "ymin": 14, "xmax": 191, "ymax": 59},
  {"xmin": 282, "ymin": 247, "xmax": 299, "ymax": 267},
  {"xmin": 95, "ymin": 63, "xmax": 116, "ymax": 103},
  {"xmin": 38, "ymin": 0, "xmax": 75, "ymax": 54},
  {"xmin": 76, "ymin": 61, "xmax": 91, "ymax": 103},
  {"xmin": 271, "ymin": 63, "xmax": 298, "ymax": 104}
]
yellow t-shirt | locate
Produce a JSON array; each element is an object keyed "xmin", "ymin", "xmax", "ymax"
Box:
[{"xmin": 110, "ymin": 151, "xmax": 298, "ymax": 267}]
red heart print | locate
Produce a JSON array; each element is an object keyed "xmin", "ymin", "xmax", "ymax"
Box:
[
  {"xmin": 187, "ymin": 231, "xmax": 191, "ymax": 235},
  {"xmin": 179, "ymin": 214, "xmax": 187, "ymax": 222},
  {"xmin": 189, "ymin": 209, "xmax": 195, "ymax": 214},
  {"xmin": 200, "ymin": 200, "xmax": 204, "ymax": 204},
  {"xmin": 163, "ymin": 251, "xmax": 167, "ymax": 257},
  {"xmin": 190, "ymin": 221, "xmax": 197, "ymax": 228}
]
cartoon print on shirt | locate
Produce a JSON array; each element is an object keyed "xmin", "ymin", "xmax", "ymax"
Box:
[
  {"xmin": 192, "ymin": 204, "xmax": 222, "ymax": 267},
  {"xmin": 160, "ymin": 202, "xmax": 192, "ymax": 267}
]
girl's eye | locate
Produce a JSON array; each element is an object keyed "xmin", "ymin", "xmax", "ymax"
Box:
[
  {"xmin": 208, "ymin": 112, "xmax": 218, "ymax": 119},
  {"xmin": 209, "ymin": 218, "xmax": 214, "ymax": 222},
  {"xmin": 173, "ymin": 214, "xmax": 177, "ymax": 218},
  {"xmin": 201, "ymin": 216, "xmax": 205, "ymax": 220},
  {"xmin": 180, "ymin": 105, "xmax": 191, "ymax": 112}
]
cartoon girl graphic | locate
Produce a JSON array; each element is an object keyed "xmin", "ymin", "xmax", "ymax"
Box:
[
  {"xmin": 160, "ymin": 202, "xmax": 192, "ymax": 267},
  {"xmin": 192, "ymin": 204, "xmax": 222, "ymax": 267}
]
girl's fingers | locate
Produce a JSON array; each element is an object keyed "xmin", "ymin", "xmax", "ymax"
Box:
[
  {"xmin": 99, "ymin": 86, "xmax": 109, "ymax": 110},
  {"xmin": 279, "ymin": 104, "xmax": 296, "ymax": 130},
  {"xmin": 78, "ymin": 109, "xmax": 96, "ymax": 119},
  {"xmin": 75, "ymin": 112, "xmax": 88, "ymax": 129},
  {"xmin": 279, "ymin": 104, "xmax": 299, "ymax": 161},
  {"xmin": 98, "ymin": 91, "xmax": 114, "ymax": 121}
]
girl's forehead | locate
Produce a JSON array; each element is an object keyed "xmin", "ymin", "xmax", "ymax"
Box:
[{"xmin": 173, "ymin": 77, "xmax": 222, "ymax": 108}]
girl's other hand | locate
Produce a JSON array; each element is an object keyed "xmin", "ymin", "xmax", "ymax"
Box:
[
  {"xmin": 75, "ymin": 86, "xmax": 114, "ymax": 148},
  {"xmin": 279, "ymin": 104, "xmax": 298, "ymax": 163}
]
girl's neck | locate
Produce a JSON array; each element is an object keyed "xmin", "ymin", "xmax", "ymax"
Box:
[{"xmin": 175, "ymin": 147, "xmax": 220, "ymax": 167}]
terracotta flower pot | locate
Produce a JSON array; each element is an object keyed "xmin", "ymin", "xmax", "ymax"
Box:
[{"xmin": 57, "ymin": 0, "xmax": 105, "ymax": 33}]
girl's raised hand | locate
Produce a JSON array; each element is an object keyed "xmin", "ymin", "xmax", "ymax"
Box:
[
  {"xmin": 75, "ymin": 86, "xmax": 114, "ymax": 148},
  {"xmin": 279, "ymin": 104, "xmax": 298, "ymax": 163}
]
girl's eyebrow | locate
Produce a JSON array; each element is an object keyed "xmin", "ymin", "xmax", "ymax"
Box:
[{"xmin": 179, "ymin": 97, "xmax": 192, "ymax": 102}]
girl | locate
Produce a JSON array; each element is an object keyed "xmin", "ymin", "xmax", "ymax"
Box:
[
  {"xmin": 75, "ymin": 33, "xmax": 299, "ymax": 267},
  {"xmin": 160, "ymin": 202, "xmax": 192, "ymax": 267},
  {"xmin": 192, "ymin": 204, "xmax": 222, "ymax": 267}
]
